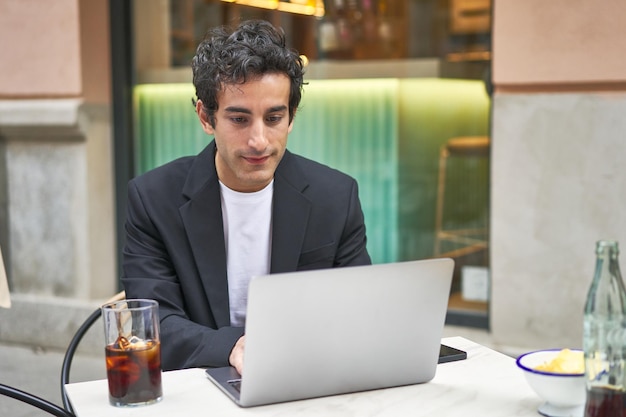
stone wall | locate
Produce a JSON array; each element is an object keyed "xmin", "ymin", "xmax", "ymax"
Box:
[
  {"xmin": 489, "ymin": 0, "xmax": 626, "ymax": 351},
  {"xmin": 0, "ymin": 99, "xmax": 116, "ymax": 353},
  {"xmin": 490, "ymin": 92, "xmax": 626, "ymax": 351}
]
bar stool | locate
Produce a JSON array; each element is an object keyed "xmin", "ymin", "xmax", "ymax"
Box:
[{"xmin": 433, "ymin": 136, "xmax": 490, "ymax": 258}]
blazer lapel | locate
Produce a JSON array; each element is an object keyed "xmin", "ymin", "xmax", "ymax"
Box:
[
  {"xmin": 179, "ymin": 142, "xmax": 231, "ymax": 327},
  {"xmin": 271, "ymin": 151, "xmax": 312, "ymax": 273},
  {"xmin": 177, "ymin": 146, "xmax": 311, "ymax": 325}
]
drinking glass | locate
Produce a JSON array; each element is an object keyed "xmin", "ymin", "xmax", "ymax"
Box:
[{"xmin": 101, "ymin": 299, "xmax": 163, "ymax": 407}]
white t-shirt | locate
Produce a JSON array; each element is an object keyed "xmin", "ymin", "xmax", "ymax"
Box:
[{"xmin": 219, "ymin": 180, "xmax": 273, "ymax": 327}]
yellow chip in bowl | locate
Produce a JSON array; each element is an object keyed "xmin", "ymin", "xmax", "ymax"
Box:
[{"xmin": 534, "ymin": 349, "xmax": 584, "ymax": 374}]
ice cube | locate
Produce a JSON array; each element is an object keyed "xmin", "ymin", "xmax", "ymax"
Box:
[{"xmin": 128, "ymin": 336, "xmax": 147, "ymax": 349}]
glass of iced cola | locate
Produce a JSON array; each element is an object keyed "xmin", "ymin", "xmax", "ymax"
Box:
[{"xmin": 101, "ymin": 299, "xmax": 162, "ymax": 407}]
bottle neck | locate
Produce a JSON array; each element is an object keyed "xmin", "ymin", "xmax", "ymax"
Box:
[
  {"xmin": 585, "ymin": 240, "xmax": 626, "ymax": 316},
  {"xmin": 596, "ymin": 241, "xmax": 621, "ymax": 278},
  {"xmin": 596, "ymin": 240, "xmax": 619, "ymax": 259}
]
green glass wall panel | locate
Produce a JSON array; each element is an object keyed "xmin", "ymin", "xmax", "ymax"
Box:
[
  {"xmin": 134, "ymin": 84, "xmax": 206, "ymax": 174},
  {"xmin": 288, "ymin": 79, "xmax": 399, "ymax": 265}
]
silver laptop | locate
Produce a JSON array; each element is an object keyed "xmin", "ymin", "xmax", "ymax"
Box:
[{"xmin": 205, "ymin": 258, "xmax": 455, "ymax": 407}]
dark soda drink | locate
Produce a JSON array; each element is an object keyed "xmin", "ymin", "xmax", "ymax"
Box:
[
  {"xmin": 105, "ymin": 339, "xmax": 162, "ymax": 406},
  {"xmin": 584, "ymin": 386, "xmax": 626, "ymax": 417}
]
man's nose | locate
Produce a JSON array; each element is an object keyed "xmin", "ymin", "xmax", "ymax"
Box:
[{"xmin": 248, "ymin": 120, "xmax": 269, "ymax": 150}]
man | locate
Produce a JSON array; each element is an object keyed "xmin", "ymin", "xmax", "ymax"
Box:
[{"xmin": 122, "ymin": 20, "xmax": 371, "ymax": 374}]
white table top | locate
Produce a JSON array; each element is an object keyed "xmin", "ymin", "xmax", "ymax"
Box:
[{"xmin": 65, "ymin": 336, "xmax": 543, "ymax": 417}]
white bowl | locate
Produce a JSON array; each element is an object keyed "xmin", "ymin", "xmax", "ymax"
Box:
[{"xmin": 516, "ymin": 349, "xmax": 586, "ymax": 416}]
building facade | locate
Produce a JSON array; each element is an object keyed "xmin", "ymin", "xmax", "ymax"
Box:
[{"xmin": 0, "ymin": 0, "xmax": 625, "ymax": 354}]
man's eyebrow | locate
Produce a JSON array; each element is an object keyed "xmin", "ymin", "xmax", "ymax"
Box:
[
  {"xmin": 224, "ymin": 106, "xmax": 252, "ymax": 114},
  {"xmin": 267, "ymin": 105, "xmax": 288, "ymax": 113},
  {"xmin": 223, "ymin": 105, "xmax": 287, "ymax": 114}
]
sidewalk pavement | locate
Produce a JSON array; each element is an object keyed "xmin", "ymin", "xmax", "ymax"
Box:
[{"xmin": 0, "ymin": 342, "xmax": 105, "ymax": 417}]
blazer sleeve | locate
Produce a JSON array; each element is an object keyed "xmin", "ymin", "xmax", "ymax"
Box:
[{"xmin": 122, "ymin": 179, "xmax": 244, "ymax": 371}]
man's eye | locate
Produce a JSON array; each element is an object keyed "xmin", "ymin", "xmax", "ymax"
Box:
[
  {"xmin": 267, "ymin": 115, "xmax": 283, "ymax": 123},
  {"xmin": 230, "ymin": 117, "xmax": 247, "ymax": 124}
]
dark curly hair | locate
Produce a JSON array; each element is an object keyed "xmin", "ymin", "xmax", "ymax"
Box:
[{"xmin": 192, "ymin": 20, "xmax": 305, "ymax": 127}]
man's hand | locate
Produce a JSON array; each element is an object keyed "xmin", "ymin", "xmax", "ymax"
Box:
[{"xmin": 229, "ymin": 335, "xmax": 245, "ymax": 375}]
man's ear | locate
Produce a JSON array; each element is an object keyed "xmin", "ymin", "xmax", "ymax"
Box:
[{"xmin": 196, "ymin": 100, "xmax": 214, "ymax": 135}]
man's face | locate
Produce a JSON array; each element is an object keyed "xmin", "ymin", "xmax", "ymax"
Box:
[{"xmin": 196, "ymin": 73, "xmax": 294, "ymax": 192}]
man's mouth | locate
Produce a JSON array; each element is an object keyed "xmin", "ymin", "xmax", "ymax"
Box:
[{"xmin": 243, "ymin": 155, "xmax": 270, "ymax": 165}]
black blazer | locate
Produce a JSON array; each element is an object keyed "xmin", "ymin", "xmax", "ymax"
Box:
[{"xmin": 122, "ymin": 141, "xmax": 371, "ymax": 370}]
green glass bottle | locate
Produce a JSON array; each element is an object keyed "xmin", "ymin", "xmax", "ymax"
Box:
[{"xmin": 583, "ymin": 240, "xmax": 626, "ymax": 417}]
